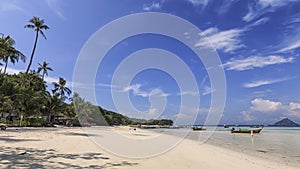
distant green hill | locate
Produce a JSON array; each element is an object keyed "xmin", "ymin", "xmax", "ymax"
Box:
[{"xmin": 73, "ymin": 95, "xmax": 173, "ymax": 126}]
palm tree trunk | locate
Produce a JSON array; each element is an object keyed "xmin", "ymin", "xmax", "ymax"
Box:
[
  {"xmin": 42, "ymin": 72, "xmax": 45, "ymax": 82},
  {"xmin": 22, "ymin": 30, "xmax": 39, "ymax": 85},
  {"xmin": 3, "ymin": 60, "xmax": 8, "ymax": 74}
]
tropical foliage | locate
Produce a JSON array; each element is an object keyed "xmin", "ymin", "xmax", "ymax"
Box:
[{"xmin": 0, "ymin": 16, "xmax": 173, "ymax": 127}]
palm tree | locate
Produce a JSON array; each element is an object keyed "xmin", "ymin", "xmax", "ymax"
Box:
[
  {"xmin": 23, "ymin": 16, "xmax": 49, "ymax": 84},
  {"xmin": 37, "ymin": 61, "xmax": 53, "ymax": 81},
  {"xmin": 0, "ymin": 34, "xmax": 26, "ymax": 74},
  {"xmin": 52, "ymin": 77, "xmax": 71, "ymax": 100}
]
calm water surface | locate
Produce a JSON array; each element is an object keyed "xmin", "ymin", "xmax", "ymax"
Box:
[{"xmin": 157, "ymin": 127, "xmax": 300, "ymax": 166}]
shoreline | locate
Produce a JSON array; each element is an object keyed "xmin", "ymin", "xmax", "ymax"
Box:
[{"xmin": 1, "ymin": 126, "xmax": 299, "ymax": 169}]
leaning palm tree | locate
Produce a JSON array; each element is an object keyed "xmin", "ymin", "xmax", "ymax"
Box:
[
  {"xmin": 52, "ymin": 77, "xmax": 71, "ymax": 100},
  {"xmin": 37, "ymin": 61, "xmax": 53, "ymax": 81},
  {"xmin": 23, "ymin": 16, "xmax": 49, "ymax": 84},
  {"xmin": 0, "ymin": 35, "xmax": 26, "ymax": 74}
]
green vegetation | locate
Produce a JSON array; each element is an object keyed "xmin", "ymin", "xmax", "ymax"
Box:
[{"xmin": 0, "ymin": 16, "xmax": 173, "ymax": 127}]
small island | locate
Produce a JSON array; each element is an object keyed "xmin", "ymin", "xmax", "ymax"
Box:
[{"xmin": 273, "ymin": 118, "xmax": 299, "ymax": 127}]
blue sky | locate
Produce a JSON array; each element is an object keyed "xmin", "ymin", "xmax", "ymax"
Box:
[{"xmin": 1, "ymin": 0, "xmax": 300, "ymax": 125}]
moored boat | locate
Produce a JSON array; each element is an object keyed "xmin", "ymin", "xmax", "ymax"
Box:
[
  {"xmin": 231, "ymin": 127, "xmax": 263, "ymax": 134},
  {"xmin": 192, "ymin": 126, "xmax": 206, "ymax": 131}
]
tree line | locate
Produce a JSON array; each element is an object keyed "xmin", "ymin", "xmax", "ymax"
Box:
[{"xmin": 0, "ymin": 16, "xmax": 173, "ymax": 127}]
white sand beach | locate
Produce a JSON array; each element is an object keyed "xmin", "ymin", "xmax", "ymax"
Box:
[{"xmin": 0, "ymin": 127, "xmax": 299, "ymax": 169}]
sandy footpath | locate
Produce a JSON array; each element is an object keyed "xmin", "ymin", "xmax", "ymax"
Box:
[{"xmin": 0, "ymin": 127, "xmax": 297, "ymax": 169}]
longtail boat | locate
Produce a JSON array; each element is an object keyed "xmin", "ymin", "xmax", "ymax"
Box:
[
  {"xmin": 192, "ymin": 126, "xmax": 206, "ymax": 131},
  {"xmin": 231, "ymin": 127, "xmax": 263, "ymax": 134}
]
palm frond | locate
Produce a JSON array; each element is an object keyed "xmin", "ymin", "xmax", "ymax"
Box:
[
  {"xmin": 39, "ymin": 30, "xmax": 47, "ymax": 40},
  {"xmin": 24, "ymin": 24, "xmax": 35, "ymax": 29}
]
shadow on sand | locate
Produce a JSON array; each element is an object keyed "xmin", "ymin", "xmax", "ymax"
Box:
[{"xmin": 0, "ymin": 146, "xmax": 138, "ymax": 169}]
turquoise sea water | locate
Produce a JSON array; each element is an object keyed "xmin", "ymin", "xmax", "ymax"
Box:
[
  {"xmin": 205, "ymin": 127, "xmax": 300, "ymax": 157},
  {"xmin": 157, "ymin": 127, "xmax": 300, "ymax": 166}
]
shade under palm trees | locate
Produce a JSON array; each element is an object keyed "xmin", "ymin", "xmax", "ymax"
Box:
[
  {"xmin": 23, "ymin": 16, "xmax": 49, "ymax": 84},
  {"xmin": 0, "ymin": 34, "xmax": 26, "ymax": 74},
  {"xmin": 37, "ymin": 61, "xmax": 53, "ymax": 81}
]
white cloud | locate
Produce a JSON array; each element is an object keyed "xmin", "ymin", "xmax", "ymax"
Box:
[
  {"xmin": 196, "ymin": 27, "xmax": 244, "ymax": 53},
  {"xmin": 45, "ymin": 0, "xmax": 65, "ymax": 20},
  {"xmin": 187, "ymin": 0, "xmax": 208, "ymax": 7},
  {"xmin": 44, "ymin": 76, "xmax": 59, "ymax": 84},
  {"xmin": 289, "ymin": 102, "xmax": 300, "ymax": 110},
  {"xmin": 196, "ymin": 17, "xmax": 269, "ymax": 54},
  {"xmin": 142, "ymin": 2, "xmax": 162, "ymax": 11},
  {"xmin": 4, "ymin": 67, "xmax": 24, "ymax": 74},
  {"xmin": 202, "ymin": 86, "xmax": 215, "ymax": 96},
  {"xmin": 252, "ymin": 89, "xmax": 272, "ymax": 97},
  {"xmin": 177, "ymin": 91, "xmax": 199, "ymax": 96},
  {"xmin": 284, "ymin": 13, "xmax": 300, "ymax": 25},
  {"xmin": 250, "ymin": 98, "xmax": 282, "ymax": 113},
  {"xmin": 241, "ymin": 111, "xmax": 256, "ymax": 121},
  {"xmin": 123, "ymin": 84, "xmax": 169, "ymax": 98},
  {"xmin": 202, "ymin": 27, "xmax": 219, "ymax": 36},
  {"xmin": 243, "ymin": 0, "xmax": 299, "ymax": 22},
  {"xmin": 283, "ymin": 102, "xmax": 300, "ymax": 119},
  {"xmin": 216, "ymin": 0, "xmax": 238, "ymax": 15},
  {"xmin": 2, "ymin": 66, "xmax": 72, "ymax": 87},
  {"xmin": 242, "ymin": 99, "xmax": 300, "ymax": 121},
  {"xmin": 277, "ymin": 17, "xmax": 300, "ymax": 53},
  {"xmin": 223, "ymin": 55, "xmax": 294, "ymax": 71},
  {"xmin": 277, "ymin": 39, "xmax": 300, "ymax": 53},
  {"xmin": 246, "ymin": 17, "xmax": 270, "ymax": 28},
  {"xmin": 243, "ymin": 77, "xmax": 293, "ymax": 88}
]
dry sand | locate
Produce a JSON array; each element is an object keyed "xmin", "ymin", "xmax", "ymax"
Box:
[{"xmin": 0, "ymin": 126, "xmax": 298, "ymax": 169}]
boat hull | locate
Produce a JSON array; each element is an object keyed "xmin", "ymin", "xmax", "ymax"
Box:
[
  {"xmin": 231, "ymin": 128, "xmax": 262, "ymax": 134},
  {"xmin": 192, "ymin": 127, "xmax": 206, "ymax": 131}
]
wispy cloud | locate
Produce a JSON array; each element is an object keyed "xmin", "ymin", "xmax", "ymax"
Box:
[
  {"xmin": 142, "ymin": 1, "xmax": 162, "ymax": 11},
  {"xmin": 252, "ymin": 89, "xmax": 272, "ymax": 97},
  {"xmin": 215, "ymin": 0, "xmax": 238, "ymax": 15},
  {"xmin": 0, "ymin": 1, "xmax": 24, "ymax": 12},
  {"xmin": 245, "ymin": 17, "xmax": 270, "ymax": 29},
  {"xmin": 196, "ymin": 17, "xmax": 269, "ymax": 53},
  {"xmin": 202, "ymin": 86, "xmax": 215, "ymax": 96},
  {"xmin": 123, "ymin": 84, "xmax": 170, "ymax": 98},
  {"xmin": 284, "ymin": 12, "xmax": 300, "ymax": 26},
  {"xmin": 177, "ymin": 91, "xmax": 199, "ymax": 96},
  {"xmin": 196, "ymin": 27, "xmax": 244, "ymax": 53},
  {"xmin": 223, "ymin": 55, "xmax": 294, "ymax": 71},
  {"xmin": 243, "ymin": 0, "xmax": 299, "ymax": 22},
  {"xmin": 277, "ymin": 27, "xmax": 300, "ymax": 53},
  {"xmin": 45, "ymin": 0, "xmax": 65, "ymax": 20},
  {"xmin": 243, "ymin": 77, "xmax": 293, "ymax": 88},
  {"xmin": 186, "ymin": 0, "xmax": 208, "ymax": 7}
]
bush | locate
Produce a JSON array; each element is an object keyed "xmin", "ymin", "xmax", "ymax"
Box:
[{"xmin": 25, "ymin": 117, "xmax": 46, "ymax": 127}]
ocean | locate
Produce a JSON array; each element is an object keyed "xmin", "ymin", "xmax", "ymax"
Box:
[{"xmin": 164, "ymin": 127, "xmax": 300, "ymax": 166}]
